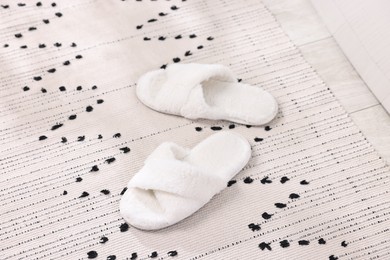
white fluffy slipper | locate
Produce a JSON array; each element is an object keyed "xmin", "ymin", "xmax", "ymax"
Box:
[
  {"xmin": 136, "ymin": 63, "xmax": 278, "ymax": 125},
  {"xmin": 119, "ymin": 131, "xmax": 251, "ymax": 230}
]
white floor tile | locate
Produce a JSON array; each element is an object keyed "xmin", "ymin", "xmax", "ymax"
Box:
[
  {"xmin": 263, "ymin": 0, "xmax": 331, "ymax": 46},
  {"xmin": 299, "ymin": 38, "xmax": 379, "ymax": 113},
  {"xmin": 351, "ymin": 105, "xmax": 390, "ymax": 163},
  {"xmin": 263, "ymin": 0, "xmax": 390, "ymax": 161}
]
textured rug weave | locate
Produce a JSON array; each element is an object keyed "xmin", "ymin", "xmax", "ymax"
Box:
[{"xmin": 1, "ymin": 0, "xmax": 390, "ymax": 259}]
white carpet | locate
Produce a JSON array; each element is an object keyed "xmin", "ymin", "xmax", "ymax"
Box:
[{"xmin": 1, "ymin": 0, "xmax": 389, "ymax": 259}]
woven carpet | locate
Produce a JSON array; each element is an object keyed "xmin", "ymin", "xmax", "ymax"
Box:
[{"xmin": 1, "ymin": 0, "xmax": 390, "ymax": 259}]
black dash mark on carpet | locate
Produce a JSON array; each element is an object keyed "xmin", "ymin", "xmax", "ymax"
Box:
[
  {"xmin": 92, "ymin": 85, "xmax": 97, "ymax": 90},
  {"xmin": 61, "ymin": 137, "xmax": 67, "ymax": 143},
  {"xmin": 90, "ymin": 165, "xmax": 99, "ymax": 172},
  {"xmin": 211, "ymin": 126, "xmax": 222, "ymax": 131},
  {"xmin": 159, "ymin": 12, "xmax": 167, "ymax": 16},
  {"xmin": 258, "ymin": 242, "xmax": 271, "ymax": 251},
  {"xmin": 101, "ymin": 189, "xmax": 110, "ymax": 195},
  {"xmin": 43, "ymin": 19, "xmax": 50, "ymax": 24},
  {"xmin": 15, "ymin": 33, "xmax": 22, "ymax": 38},
  {"xmin": 54, "ymin": 42, "xmax": 62, "ymax": 47},
  {"xmin": 160, "ymin": 64, "xmax": 167, "ymax": 69},
  {"xmin": 158, "ymin": 36, "xmax": 166, "ymax": 41},
  {"xmin": 261, "ymin": 176, "xmax": 272, "ymax": 184},
  {"xmin": 248, "ymin": 223, "xmax": 260, "ymax": 231},
  {"xmin": 254, "ymin": 137, "xmax": 263, "ymax": 142},
  {"xmin": 77, "ymin": 136, "xmax": 85, "ymax": 141},
  {"xmin": 341, "ymin": 241, "xmax": 348, "ymax": 247},
  {"xmin": 280, "ymin": 240, "xmax": 290, "ymax": 248},
  {"xmin": 86, "ymin": 106, "xmax": 93, "ymax": 112},
  {"xmin": 107, "ymin": 255, "xmax": 116, "ymax": 260},
  {"xmin": 189, "ymin": 34, "xmax": 197, "ymax": 38},
  {"xmin": 29, "ymin": 27, "xmax": 37, "ymax": 31},
  {"xmin": 318, "ymin": 238, "xmax": 326, "ymax": 244},
  {"xmin": 167, "ymin": 251, "xmax": 178, "ymax": 257},
  {"xmin": 87, "ymin": 251, "xmax": 97, "ymax": 259},
  {"xmin": 69, "ymin": 114, "xmax": 77, "ymax": 120},
  {"xmin": 23, "ymin": 86, "xmax": 30, "ymax": 91},
  {"xmin": 227, "ymin": 180, "xmax": 236, "ymax": 187},
  {"xmin": 265, "ymin": 126, "xmax": 272, "ymax": 131},
  {"xmin": 246, "ymin": 125, "xmax": 252, "ymax": 128},
  {"xmin": 197, "ymin": 45, "xmax": 203, "ymax": 49},
  {"xmin": 329, "ymin": 255, "xmax": 338, "ymax": 260},
  {"xmin": 298, "ymin": 240, "xmax": 310, "ymax": 245},
  {"xmin": 170, "ymin": 5, "xmax": 179, "ymax": 10},
  {"xmin": 55, "ymin": 12, "xmax": 62, "ymax": 17},
  {"xmin": 36, "ymin": 2, "xmax": 42, "ymax": 7},
  {"xmin": 77, "ymin": 86, "xmax": 82, "ymax": 90},
  {"xmin": 262, "ymin": 212, "xmax": 273, "ymax": 220},
  {"xmin": 229, "ymin": 124, "xmax": 235, "ymax": 129},
  {"xmin": 237, "ymin": 78, "xmax": 242, "ymax": 82},
  {"xmin": 143, "ymin": 37, "xmax": 151, "ymax": 41},
  {"xmin": 62, "ymin": 190, "xmax": 67, "ymax": 195},
  {"xmin": 79, "ymin": 191, "xmax": 89, "ymax": 198},
  {"xmin": 99, "ymin": 236, "xmax": 108, "ymax": 244},
  {"xmin": 289, "ymin": 193, "xmax": 300, "ymax": 199},
  {"xmin": 20, "ymin": 45, "xmax": 27, "ymax": 49},
  {"xmin": 98, "ymin": 134, "xmax": 103, "ymax": 139},
  {"xmin": 175, "ymin": 35, "xmax": 182, "ymax": 39},
  {"xmin": 75, "ymin": 55, "xmax": 82, "ymax": 59},
  {"xmin": 63, "ymin": 60, "xmax": 70, "ymax": 66},
  {"xmin": 184, "ymin": 50, "xmax": 192, "ymax": 56},
  {"xmin": 120, "ymin": 147, "xmax": 130, "ymax": 153},
  {"xmin": 300, "ymin": 180, "xmax": 309, "ymax": 185},
  {"xmin": 280, "ymin": 176, "xmax": 290, "ymax": 183},
  {"xmin": 47, "ymin": 68, "xmax": 56, "ymax": 73},
  {"xmin": 148, "ymin": 18, "xmax": 157, "ymax": 23},
  {"xmin": 243, "ymin": 177, "xmax": 253, "ymax": 184},
  {"xmin": 38, "ymin": 43, "xmax": 45, "ymax": 48},
  {"xmin": 120, "ymin": 223, "xmax": 129, "ymax": 232},
  {"xmin": 113, "ymin": 133, "xmax": 121, "ymax": 138},
  {"xmin": 195, "ymin": 127, "xmax": 202, "ymax": 132},
  {"xmin": 275, "ymin": 203, "xmax": 286, "ymax": 209},
  {"xmin": 76, "ymin": 177, "xmax": 82, "ymax": 182},
  {"xmin": 207, "ymin": 36, "xmax": 214, "ymax": 41},
  {"xmin": 173, "ymin": 57, "xmax": 180, "ymax": 63},
  {"xmin": 59, "ymin": 86, "xmax": 66, "ymax": 91},
  {"xmin": 130, "ymin": 253, "xmax": 137, "ymax": 260},
  {"xmin": 17, "ymin": 3, "xmax": 26, "ymax": 6},
  {"xmin": 120, "ymin": 187, "xmax": 128, "ymax": 195},
  {"xmin": 105, "ymin": 157, "xmax": 116, "ymax": 164},
  {"xmin": 39, "ymin": 135, "xmax": 47, "ymax": 141},
  {"xmin": 136, "ymin": 25, "xmax": 143, "ymax": 29},
  {"xmin": 51, "ymin": 123, "xmax": 63, "ymax": 130},
  {"xmin": 1, "ymin": 5, "xmax": 9, "ymax": 9},
  {"xmin": 41, "ymin": 88, "xmax": 47, "ymax": 93},
  {"xmin": 150, "ymin": 252, "xmax": 158, "ymax": 258}
]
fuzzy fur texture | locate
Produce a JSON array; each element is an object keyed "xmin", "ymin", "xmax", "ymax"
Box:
[
  {"xmin": 120, "ymin": 132, "xmax": 251, "ymax": 230},
  {"xmin": 136, "ymin": 63, "xmax": 278, "ymax": 125}
]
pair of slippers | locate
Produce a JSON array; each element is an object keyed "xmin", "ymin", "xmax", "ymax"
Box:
[{"xmin": 120, "ymin": 63, "xmax": 278, "ymax": 230}]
